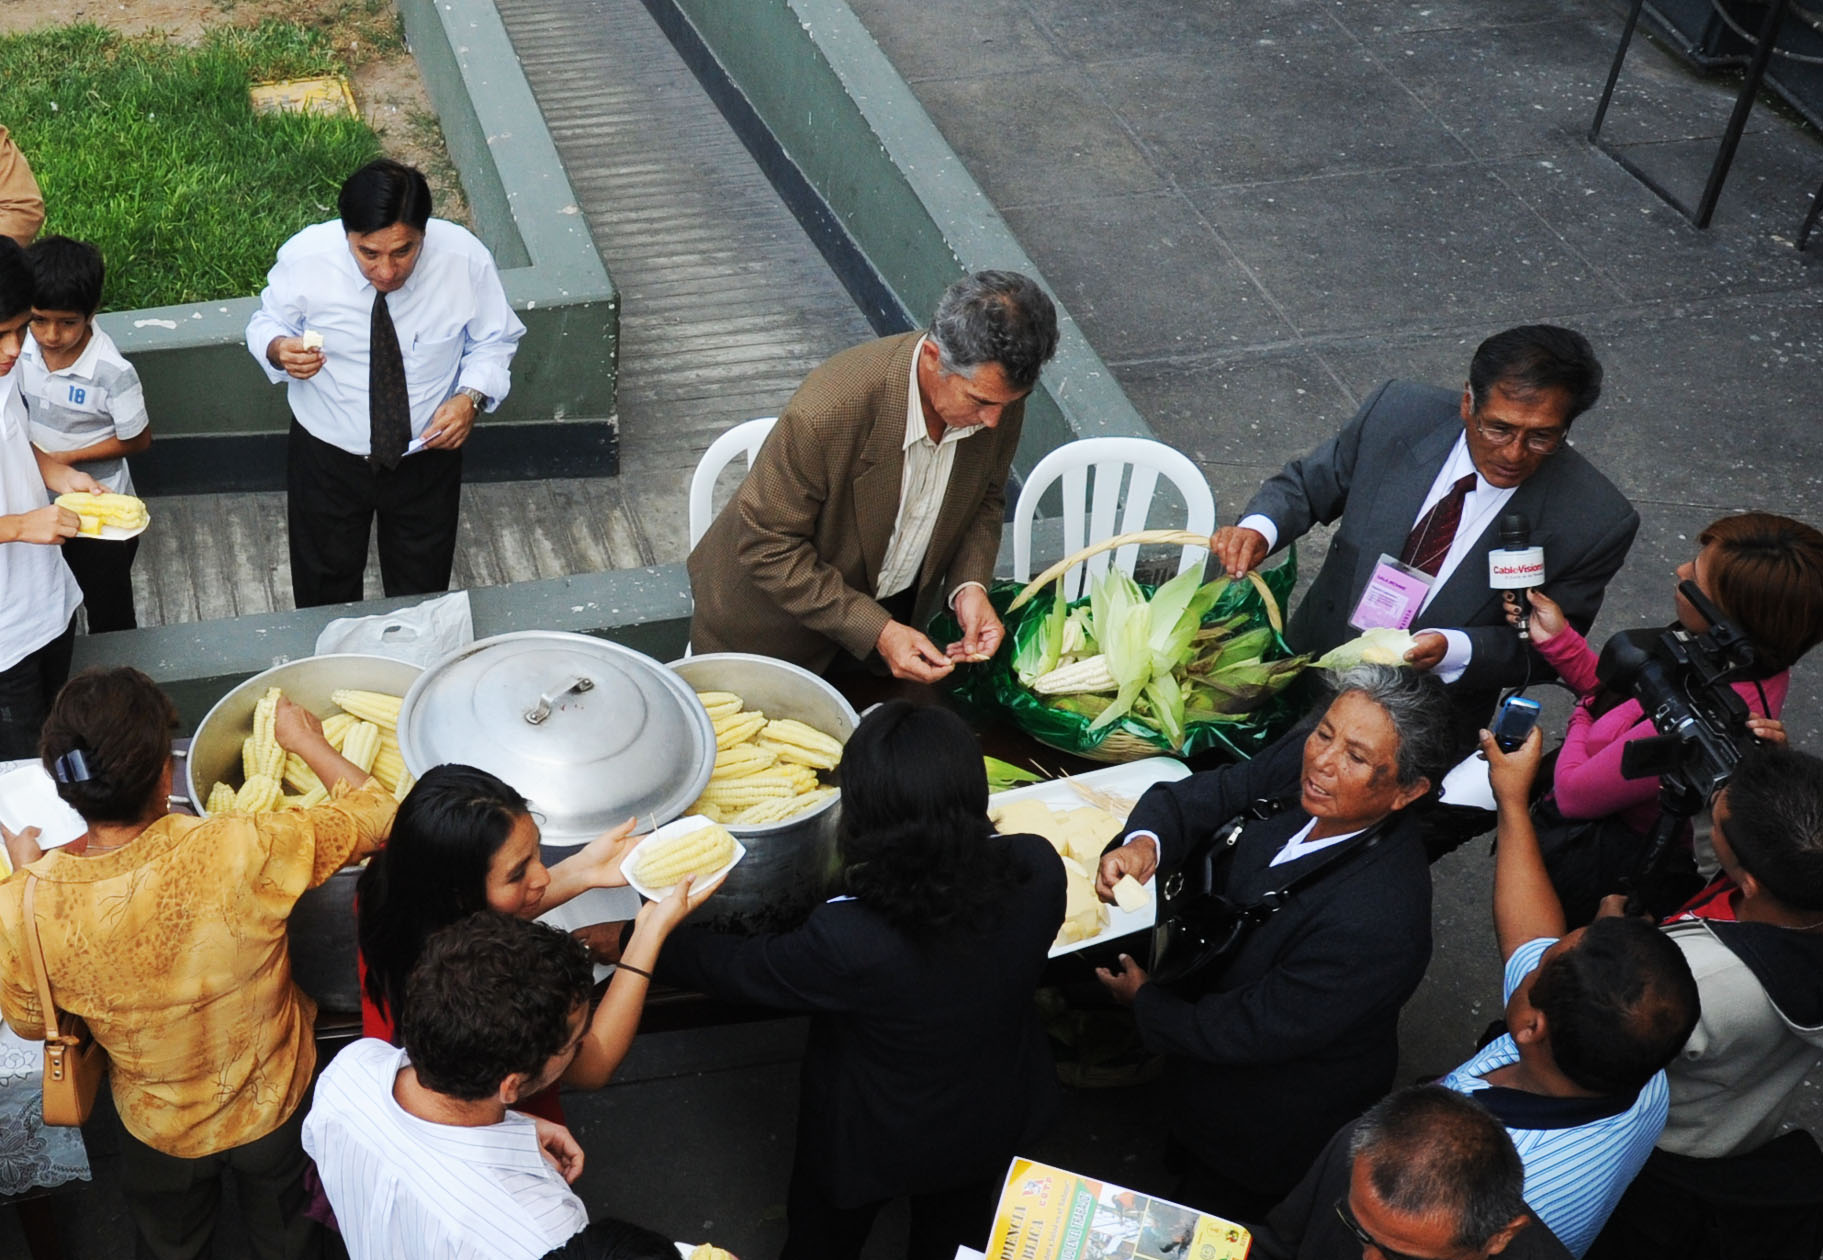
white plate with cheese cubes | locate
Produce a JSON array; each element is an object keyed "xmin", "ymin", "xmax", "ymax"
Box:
[
  {"xmin": 623, "ymin": 813, "xmax": 748, "ymax": 902},
  {"xmin": 987, "ymin": 756, "xmax": 1190, "ymax": 958}
]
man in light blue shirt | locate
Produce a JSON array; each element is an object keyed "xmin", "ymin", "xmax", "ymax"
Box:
[
  {"xmin": 1459, "ymin": 726, "xmax": 1702, "ymax": 1255},
  {"xmin": 246, "ymin": 158, "xmax": 524, "ymax": 607}
]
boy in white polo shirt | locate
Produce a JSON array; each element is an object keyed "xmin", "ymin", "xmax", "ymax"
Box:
[
  {"xmin": 20, "ymin": 235, "xmax": 151, "ymax": 632},
  {"xmin": 0, "ymin": 238, "xmax": 98, "ymax": 758}
]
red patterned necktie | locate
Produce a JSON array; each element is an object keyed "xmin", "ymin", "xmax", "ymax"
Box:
[
  {"xmin": 369, "ymin": 291, "xmax": 411, "ymax": 470},
  {"xmin": 1400, "ymin": 473, "xmax": 1477, "ymax": 577}
]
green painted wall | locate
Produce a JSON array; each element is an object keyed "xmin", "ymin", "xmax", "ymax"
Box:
[{"xmin": 660, "ymin": 0, "xmax": 1154, "ymax": 464}]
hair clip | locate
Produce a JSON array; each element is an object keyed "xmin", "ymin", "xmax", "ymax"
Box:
[{"xmin": 52, "ymin": 749, "xmax": 92, "ymax": 784}]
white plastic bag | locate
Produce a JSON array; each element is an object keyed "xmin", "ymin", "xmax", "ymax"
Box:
[{"xmin": 313, "ymin": 591, "xmax": 474, "ymax": 667}]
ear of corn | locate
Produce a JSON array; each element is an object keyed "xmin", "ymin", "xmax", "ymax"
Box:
[
  {"xmin": 241, "ymin": 735, "xmax": 260, "ymax": 783},
  {"xmin": 330, "ymin": 689, "xmax": 401, "ymax": 730},
  {"xmin": 282, "ymin": 754, "xmax": 324, "ymax": 796},
  {"xmin": 634, "ymin": 823, "xmax": 736, "ymax": 887},
  {"xmin": 1030, "ymin": 654, "xmax": 1117, "ymax": 695},
  {"xmin": 712, "ymin": 711, "xmax": 767, "ymax": 751},
  {"xmin": 234, "ymin": 774, "xmax": 282, "ymax": 813},
  {"xmin": 694, "ymin": 690, "xmax": 744, "ymax": 720},
  {"xmin": 392, "ymin": 772, "xmax": 415, "ymax": 802},
  {"xmin": 710, "ymin": 744, "xmax": 777, "ymax": 780},
  {"xmin": 759, "ymin": 718, "xmax": 843, "ymax": 767},
  {"xmin": 321, "ymin": 713, "xmax": 359, "ymax": 750},
  {"xmin": 698, "ymin": 776, "xmax": 799, "ymax": 807},
  {"xmin": 249, "ymin": 688, "xmax": 285, "ymax": 781},
  {"xmin": 341, "ymin": 721, "xmax": 381, "ymax": 774},
  {"xmin": 371, "ymin": 746, "xmax": 407, "ymax": 792},
  {"xmin": 294, "ymin": 784, "xmax": 329, "ymax": 809},
  {"xmin": 732, "ymin": 787, "xmax": 836, "ymax": 826},
  {"xmin": 54, "ymin": 491, "xmax": 147, "ymax": 534},
  {"xmin": 205, "ymin": 781, "xmax": 236, "ymax": 815}
]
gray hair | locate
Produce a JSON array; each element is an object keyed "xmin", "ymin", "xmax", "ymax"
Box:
[
  {"xmin": 1326, "ymin": 663, "xmax": 1455, "ymax": 791},
  {"xmin": 1349, "ymin": 1086, "xmax": 1529, "ymax": 1251},
  {"xmin": 928, "ymin": 270, "xmax": 1059, "ymax": 391}
]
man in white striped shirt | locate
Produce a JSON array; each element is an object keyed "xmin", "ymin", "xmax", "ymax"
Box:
[
  {"xmin": 1458, "ymin": 729, "xmax": 1702, "ymax": 1256},
  {"xmin": 304, "ymin": 912, "xmax": 593, "ymax": 1260}
]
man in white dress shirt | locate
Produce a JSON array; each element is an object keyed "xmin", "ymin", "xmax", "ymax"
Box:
[
  {"xmin": 246, "ymin": 158, "xmax": 525, "ymax": 607},
  {"xmin": 303, "ymin": 912, "xmax": 592, "ymax": 1260}
]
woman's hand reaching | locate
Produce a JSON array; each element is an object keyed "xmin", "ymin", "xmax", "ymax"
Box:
[{"xmin": 1504, "ymin": 588, "xmax": 1567, "ymax": 644}]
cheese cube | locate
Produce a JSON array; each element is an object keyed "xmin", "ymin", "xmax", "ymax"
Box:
[{"xmin": 1112, "ymin": 873, "xmax": 1151, "ymax": 914}]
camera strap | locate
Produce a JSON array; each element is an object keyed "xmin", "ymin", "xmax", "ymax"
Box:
[{"xmin": 1153, "ymin": 811, "xmax": 1397, "ymax": 986}]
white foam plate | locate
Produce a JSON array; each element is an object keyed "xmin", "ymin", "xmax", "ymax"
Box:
[{"xmin": 622, "ymin": 813, "xmax": 746, "ymax": 902}]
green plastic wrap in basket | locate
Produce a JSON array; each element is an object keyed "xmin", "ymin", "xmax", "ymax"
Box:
[{"xmin": 938, "ymin": 532, "xmax": 1302, "ymax": 764}]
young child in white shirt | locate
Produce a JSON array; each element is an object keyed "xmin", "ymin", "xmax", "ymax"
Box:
[{"xmin": 20, "ymin": 235, "xmax": 150, "ymax": 632}]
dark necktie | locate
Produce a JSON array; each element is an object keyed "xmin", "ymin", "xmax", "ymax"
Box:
[
  {"xmin": 1400, "ymin": 473, "xmax": 1477, "ymax": 577},
  {"xmin": 369, "ymin": 291, "xmax": 411, "ymax": 470}
]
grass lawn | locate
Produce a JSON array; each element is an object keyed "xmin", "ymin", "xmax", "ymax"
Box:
[{"xmin": 3, "ymin": 21, "xmax": 383, "ymax": 311}]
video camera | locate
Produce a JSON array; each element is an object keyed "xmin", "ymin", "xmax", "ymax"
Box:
[
  {"xmin": 1595, "ymin": 580, "xmax": 1760, "ymax": 805},
  {"xmin": 1594, "ymin": 580, "xmax": 1762, "ymax": 904}
]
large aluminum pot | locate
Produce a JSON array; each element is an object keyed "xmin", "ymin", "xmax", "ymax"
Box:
[
  {"xmin": 187, "ymin": 654, "xmax": 424, "ymax": 1014},
  {"xmin": 666, "ymin": 653, "xmax": 858, "ymax": 934},
  {"xmin": 396, "ymin": 631, "xmax": 716, "ymax": 845}
]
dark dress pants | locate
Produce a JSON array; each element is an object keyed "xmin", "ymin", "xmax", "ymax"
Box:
[
  {"xmin": 286, "ymin": 420, "xmax": 462, "ymax": 608},
  {"xmin": 63, "ymin": 534, "xmax": 140, "ymax": 632},
  {"xmin": 117, "ymin": 1091, "xmax": 340, "ymax": 1260},
  {"xmin": 0, "ymin": 617, "xmax": 75, "ymax": 759}
]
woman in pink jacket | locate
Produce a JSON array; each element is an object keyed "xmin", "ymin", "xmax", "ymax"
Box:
[{"xmin": 1511, "ymin": 511, "xmax": 1823, "ymax": 923}]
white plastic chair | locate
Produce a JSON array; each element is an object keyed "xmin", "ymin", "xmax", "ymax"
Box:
[
  {"xmin": 1013, "ymin": 437, "xmax": 1217, "ymax": 600},
  {"xmin": 687, "ymin": 417, "xmax": 777, "ymax": 549}
]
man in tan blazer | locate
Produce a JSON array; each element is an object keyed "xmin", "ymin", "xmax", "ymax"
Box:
[{"xmin": 688, "ymin": 271, "xmax": 1058, "ymax": 681}]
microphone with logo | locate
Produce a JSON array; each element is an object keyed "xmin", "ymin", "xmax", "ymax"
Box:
[{"xmin": 1488, "ymin": 513, "xmax": 1547, "ymax": 642}]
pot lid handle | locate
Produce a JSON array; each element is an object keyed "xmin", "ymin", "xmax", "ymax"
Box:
[{"xmin": 524, "ymin": 675, "xmax": 596, "ymax": 725}]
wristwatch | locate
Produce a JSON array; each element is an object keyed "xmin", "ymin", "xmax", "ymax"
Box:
[{"xmin": 456, "ymin": 386, "xmax": 489, "ymax": 411}]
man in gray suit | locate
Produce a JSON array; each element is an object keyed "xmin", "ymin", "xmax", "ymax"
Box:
[{"xmin": 1212, "ymin": 325, "xmax": 1638, "ymax": 739}]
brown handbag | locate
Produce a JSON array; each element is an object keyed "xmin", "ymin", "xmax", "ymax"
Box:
[{"xmin": 22, "ymin": 875, "xmax": 107, "ymax": 1126}]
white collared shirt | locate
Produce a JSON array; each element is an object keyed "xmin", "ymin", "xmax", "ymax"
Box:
[
  {"xmin": 1408, "ymin": 435, "xmax": 1517, "ymax": 609},
  {"xmin": 1267, "ymin": 817, "xmax": 1365, "ymax": 867},
  {"xmin": 244, "ymin": 218, "xmax": 526, "ymax": 456},
  {"xmin": 18, "ymin": 324, "xmax": 149, "ymax": 495},
  {"xmin": 1239, "ymin": 434, "xmax": 1514, "ymax": 683},
  {"xmin": 875, "ymin": 336, "xmax": 984, "ymax": 599},
  {"xmin": 0, "ymin": 371, "xmax": 82, "ymax": 672},
  {"xmin": 302, "ymin": 1039, "xmax": 588, "ymax": 1260}
]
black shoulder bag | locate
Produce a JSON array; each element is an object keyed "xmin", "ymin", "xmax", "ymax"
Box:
[{"xmin": 1149, "ymin": 801, "xmax": 1396, "ymax": 986}]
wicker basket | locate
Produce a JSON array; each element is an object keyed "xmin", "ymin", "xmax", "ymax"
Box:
[{"xmin": 1005, "ymin": 529, "xmax": 1285, "ymax": 763}]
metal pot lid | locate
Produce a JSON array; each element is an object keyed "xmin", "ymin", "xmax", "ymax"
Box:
[{"xmin": 397, "ymin": 631, "xmax": 715, "ymax": 845}]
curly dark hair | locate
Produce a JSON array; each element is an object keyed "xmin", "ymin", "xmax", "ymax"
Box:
[
  {"xmin": 40, "ymin": 668, "xmax": 178, "ymax": 826},
  {"xmin": 1529, "ymin": 917, "xmax": 1700, "ymax": 1096},
  {"xmin": 838, "ymin": 701, "xmax": 1025, "ymax": 947},
  {"xmin": 357, "ymin": 764, "xmax": 531, "ymax": 1025},
  {"xmin": 399, "ymin": 911, "xmax": 592, "ymax": 1102}
]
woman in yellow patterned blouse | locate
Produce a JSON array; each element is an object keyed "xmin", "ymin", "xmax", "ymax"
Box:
[{"xmin": 0, "ymin": 666, "xmax": 397, "ymax": 1259}]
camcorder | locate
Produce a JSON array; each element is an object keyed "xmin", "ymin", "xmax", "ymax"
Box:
[{"xmin": 1595, "ymin": 580, "xmax": 1761, "ymax": 894}]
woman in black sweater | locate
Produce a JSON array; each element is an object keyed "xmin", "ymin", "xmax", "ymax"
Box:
[{"xmin": 657, "ymin": 700, "xmax": 1065, "ymax": 1260}]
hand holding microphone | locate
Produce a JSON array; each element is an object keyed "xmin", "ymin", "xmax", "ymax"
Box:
[{"xmin": 1488, "ymin": 513, "xmax": 1548, "ymax": 643}]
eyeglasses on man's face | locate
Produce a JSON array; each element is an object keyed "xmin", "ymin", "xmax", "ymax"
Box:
[
  {"xmin": 1334, "ymin": 1196, "xmax": 1462, "ymax": 1260},
  {"xmin": 1471, "ymin": 417, "xmax": 1566, "ymax": 455}
]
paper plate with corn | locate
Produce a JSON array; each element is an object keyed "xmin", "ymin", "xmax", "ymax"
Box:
[
  {"xmin": 623, "ymin": 814, "xmax": 747, "ymax": 901},
  {"xmin": 55, "ymin": 491, "xmax": 149, "ymax": 540}
]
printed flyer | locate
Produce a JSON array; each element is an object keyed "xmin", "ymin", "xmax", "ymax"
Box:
[{"xmin": 985, "ymin": 1156, "xmax": 1251, "ymax": 1260}]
